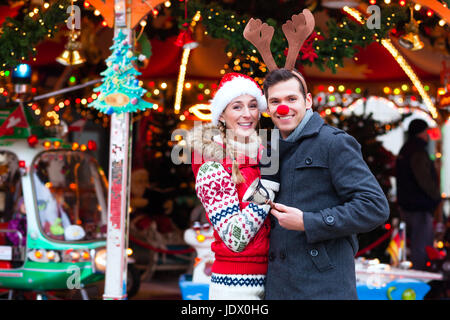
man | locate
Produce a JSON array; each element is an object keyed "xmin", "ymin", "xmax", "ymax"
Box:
[
  {"xmin": 396, "ymin": 119, "xmax": 441, "ymax": 270},
  {"xmin": 263, "ymin": 69, "xmax": 390, "ymax": 299}
]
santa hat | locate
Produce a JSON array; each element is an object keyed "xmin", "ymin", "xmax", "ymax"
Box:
[{"xmin": 210, "ymin": 73, "xmax": 267, "ymax": 126}]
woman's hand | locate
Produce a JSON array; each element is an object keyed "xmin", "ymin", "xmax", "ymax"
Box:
[{"xmin": 270, "ymin": 202, "xmax": 304, "ymax": 231}]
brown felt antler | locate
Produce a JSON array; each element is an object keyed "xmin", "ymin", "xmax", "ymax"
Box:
[
  {"xmin": 283, "ymin": 9, "xmax": 315, "ymax": 70},
  {"xmin": 243, "ymin": 18, "xmax": 278, "ymax": 72},
  {"xmin": 243, "ymin": 9, "xmax": 315, "ymax": 94}
]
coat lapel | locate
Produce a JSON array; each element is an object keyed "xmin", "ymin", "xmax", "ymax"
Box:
[{"xmin": 293, "ymin": 112, "xmax": 324, "ymax": 143}]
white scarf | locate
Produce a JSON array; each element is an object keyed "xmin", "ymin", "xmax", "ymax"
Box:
[{"xmin": 213, "ymin": 130, "xmax": 261, "ymax": 161}]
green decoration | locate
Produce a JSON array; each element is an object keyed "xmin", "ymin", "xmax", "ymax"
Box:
[
  {"xmin": 402, "ymin": 288, "xmax": 416, "ymax": 300},
  {"xmin": 173, "ymin": 0, "xmax": 411, "ymax": 75},
  {"xmin": 0, "ymin": 0, "xmax": 70, "ymax": 69},
  {"xmin": 50, "ymin": 218, "xmax": 65, "ymax": 236},
  {"xmin": 138, "ymin": 33, "xmax": 152, "ymax": 59},
  {"xmin": 387, "ymin": 286, "xmax": 396, "ymax": 300},
  {"xmin": 89, "ymin": 29, "xmax": 154, "ymax": 114}
]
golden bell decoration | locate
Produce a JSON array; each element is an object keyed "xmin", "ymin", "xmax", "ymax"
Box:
[
  {"xmin": 399, "ymin": 32, "xmax": 424, "ymax": 51},
  {"xmin": 399, "ymin": 7, "xmax": 424, "ymax": 51},
  {"xmin": 56, "ymin": 31, "xmax": 86, "ymax": 66}
]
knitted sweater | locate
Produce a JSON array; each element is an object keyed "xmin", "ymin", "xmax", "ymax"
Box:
[{"xmin": 189, "ymin": 124, "xmax": 271, "ymax": 276}]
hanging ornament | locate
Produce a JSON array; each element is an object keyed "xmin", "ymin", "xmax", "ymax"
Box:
[
  {"xmin": 89, "ymin": 29, "xmax": 153, "ymax": 114},
  {"xmin": 56, "ymin": 0, "xmax": 86, "ymax": 66},
  {"xmin": 175, "ymin": 23, "xmax": 199, "ymax": 49},
  {"xmin": 135, "ymin": 25, "xmax": 152, "ymax": 68},
  {"xmin": 399, "ymin": 6, "xmax": 424, "ymax": 51},
  {"xmin": 56, "ymin": 31, "xmax": 86, "ymax": 66},
  {"xmin": 174, "ymin": 3, "xmax": 200, "ymax": 114}
]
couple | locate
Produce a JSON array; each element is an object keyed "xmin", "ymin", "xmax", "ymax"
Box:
[
  {"xmin": 188, "ymin": 10, "xmax": 389, "ymax": 300},
  {"xmin": 188, "ymin": 69, "xmax": 389, "ymax": 300}
]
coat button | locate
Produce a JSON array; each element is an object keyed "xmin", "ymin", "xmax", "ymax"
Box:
[
  {"xmin": 310, "ymin": 249, "xmax": 319, "ymax": 257},
  {"xmin": 269, "ymin": 252, "xmax": 276, "ymax": 261},
  {"xmin": 325, "ymin": 215, "xmax": 335, "ymax": 225},
  {"xmin": 280, "ymin": 252, "xmax": 286, "ymax": 260},
  {"xmin": 305, "ymin": 157, "xmax": 313, "ymax": 165}
]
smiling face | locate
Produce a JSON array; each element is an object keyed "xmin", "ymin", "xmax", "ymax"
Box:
[
  {"xmin": 219, "ymin": 94, "xmax": 260, "ymax": 138},
  {"xmin": 267, "ymin": 78, "xmax": 312, "ymax": 139}
]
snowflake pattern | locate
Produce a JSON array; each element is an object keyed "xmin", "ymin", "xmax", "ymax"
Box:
[{"xmin": 195, "ymin": 161, "xmax": 270, "ymax": 253}]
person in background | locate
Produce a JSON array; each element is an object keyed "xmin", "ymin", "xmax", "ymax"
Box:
[{"xmin": 396, "ymin": 119, "xmax": 442, "ymax": 270}]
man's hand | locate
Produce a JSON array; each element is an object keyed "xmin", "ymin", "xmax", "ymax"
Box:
[{"xmin": 270, "ymin": 202, "xmax": 304, "ymax": 231}]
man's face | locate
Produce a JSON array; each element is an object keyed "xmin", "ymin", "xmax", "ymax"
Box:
[{"xmin": 266, "ymin": 78, "xmax": 312, "ymax": 139}]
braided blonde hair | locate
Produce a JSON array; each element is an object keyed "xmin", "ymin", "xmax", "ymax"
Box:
[{"xmin": 217, "ymin": 121, "xmax": 246, "ymax": 184}]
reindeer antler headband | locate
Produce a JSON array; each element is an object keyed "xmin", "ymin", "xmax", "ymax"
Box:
[{"xmin": 243, "ymin": 9, "xmax": 315, "ymax": 94}]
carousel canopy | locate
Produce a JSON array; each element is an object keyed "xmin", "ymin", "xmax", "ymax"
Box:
[{"xmin": 2, "ymin": 2, "xmax": 444, "ymax": 84}]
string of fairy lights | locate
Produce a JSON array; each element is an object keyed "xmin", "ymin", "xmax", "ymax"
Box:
[
  {"xmin": 0, "ymin": 77, "xmax": 219, "ymax": 127},
  {"xmin": 342, "ymin": 6, "xmax": 440, "ymax": 119},
  {"xmin": 319, "ymin": 95, "xmax": 436, "ymax": 121},
  {"xmin": 0, "ymin": 0, "xmax": 446, "ymax": 129},
  {"xmin": 0, "ymin": 74, "xmax": 439, "ymax": 129}
]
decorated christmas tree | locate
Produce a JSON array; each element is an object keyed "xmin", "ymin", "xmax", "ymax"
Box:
[{"xmin": 89, "ymin": 29, "xmax": 153, "ymax": 114}]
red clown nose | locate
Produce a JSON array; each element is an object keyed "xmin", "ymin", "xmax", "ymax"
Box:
[{"xmin": 277, "ymin": 105, "xmax": 290, "ymax": 115}]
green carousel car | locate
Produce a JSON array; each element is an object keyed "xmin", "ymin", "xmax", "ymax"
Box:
[{"xmin": 0, "ymin": 132, "xmax": 108, "ymax": 298}]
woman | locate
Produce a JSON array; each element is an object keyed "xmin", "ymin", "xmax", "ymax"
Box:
[{"xmin": 188, "ymin": 73, "xmax": 279, "ymax": 300}]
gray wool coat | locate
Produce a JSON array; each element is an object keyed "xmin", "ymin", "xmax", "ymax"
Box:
[{"xmin": 265, "ymin": 112, "xmax": 390, "ymax": 300}]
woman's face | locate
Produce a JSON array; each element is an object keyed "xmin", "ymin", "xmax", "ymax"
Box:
[{"xmin": 219, "ymin": 94, "xmax": 260, "ymax": 138}]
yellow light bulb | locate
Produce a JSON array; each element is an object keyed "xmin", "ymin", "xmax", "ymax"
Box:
[
  {"xmin": 72, "ymin": 142, "xmax": 79, "ymax": 150},
  {"xmin": 82, "ymin": 251, "xmax": 91, "ymax": 260},
  {"xmin": 196, "ymin": 234, "xmax": 206, "ymax": 242}
]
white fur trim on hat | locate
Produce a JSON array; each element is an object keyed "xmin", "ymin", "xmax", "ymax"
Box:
[{"xmin": 210, "ymin": 75, "xmax": 267, "ymax": 125}]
